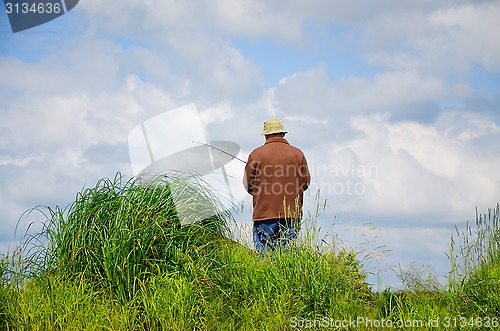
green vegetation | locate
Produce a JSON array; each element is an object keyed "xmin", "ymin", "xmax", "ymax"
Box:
[
  {"xmin": 449, "ymin": 204, "xmax": 500, "ymax": 318},
  {"xmin": 0, "ymin": 172, "xmax": 499, "ymax": 330}
]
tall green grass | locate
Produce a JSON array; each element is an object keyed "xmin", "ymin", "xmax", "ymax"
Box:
[
  {"xmin": 2, "ymin": 243, "xmax": 373, "ymax": 330},
  {"xmin": 2, "ymin": 172, "xmax": 374, "ymax": 330},
  {"xmin": 0, "ymin": 254, "xmax": 9, "ymax": 330},
  {"xmin": 375, "ymin": 203, "xmax": 500, "ymax": 329},
  {"xmin": 2, "ymin": 171, "xmax": 499, "ymax": 330},
  {"xmin": 17, "ymin": 172, "xmax": 232, "ymax": 303},
  {"xmin": 449, "ymin": 203, "xmax": 500, "ymax": 316},
  {"xmin": 453, "ymin": 204, "xmax": 500, "ymax": 278}
]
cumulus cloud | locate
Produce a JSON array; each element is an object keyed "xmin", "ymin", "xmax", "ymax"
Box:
[
  {"xmin": 270, "ymin": 67, "xmax": 450, "ymax": 119},
  {"xmin": 427, "ymin": 1, "xmax": 500, "ymax": 72},
  {"xmin": 319, "ymin": 112, "xmax": 500, "ymax": 223},
  {"xmin": 0, "ymin": 154, "xmax": 45, "ymax": 167},
  {"xmin": 365, "ymin": 1, "xmax": 500, "ymax": 72}
]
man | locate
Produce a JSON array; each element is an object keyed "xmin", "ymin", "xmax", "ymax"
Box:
[{"xmin": 243, "ymin": 118, "xmax": 311, "ymax": 254}]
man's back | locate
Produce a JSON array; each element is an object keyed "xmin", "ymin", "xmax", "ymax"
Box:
[{"xmin": 244, "ymin": 135, "xmax": 310, "ymax": 221}]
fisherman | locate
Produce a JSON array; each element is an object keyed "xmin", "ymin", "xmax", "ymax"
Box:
[{"xmin": 243, "ymin": 118, "xmax": 311, "ymax": 255}]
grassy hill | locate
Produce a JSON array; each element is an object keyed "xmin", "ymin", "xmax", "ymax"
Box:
[{"xmin": 1, "ymin": 173, "xmax": 498, "ymax": 330}]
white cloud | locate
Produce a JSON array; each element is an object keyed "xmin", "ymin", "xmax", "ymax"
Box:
[
  {"xmin": 210, "ymin": 0, "xmax": 304, "ymax": 43},
  {"xmin": 1, "ymin": 92, "xmax": 132, "ymax": 151},
  {"xmin": 270, "ymin": 66, "xmax": 449, "ymax": 122},
  {"xmin": 436, "ymin": 110, "xmax": 500, "ymax": 142},
  {"xmin": 200, "ymin": 102, "xmax": 234, "ymax": 127},
  {"xmin": 0, "ymin": 154, "xmax": 45, "ymax": 167},
  {"xmin": 365, "ymin": 1, "xmax": 500, "ymax": 72},
  {"xmin": 325, "ymin": 112, "xmax": 500, "ymax": 221},
  {"xmin": 428, "ymin": 1, "xmax": 500, "ymax": 71},
  {"xmin": 81, "ymin": 0, "xmax": 305, "ymax": 44}
]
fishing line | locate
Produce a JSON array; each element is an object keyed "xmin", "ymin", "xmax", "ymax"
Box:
[{"xmin": 192, "ymin": 141, "xmax": 247, "ymax": 164}]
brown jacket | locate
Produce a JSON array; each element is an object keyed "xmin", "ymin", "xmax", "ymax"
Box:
[{"xmin": 243, "ymin": 136, "xmax": 311, "ymax": 221}]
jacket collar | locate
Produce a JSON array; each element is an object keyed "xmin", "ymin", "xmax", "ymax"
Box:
[{"xmin": 264, "ymin": 136, "xmax": 289, "ymax": 145}]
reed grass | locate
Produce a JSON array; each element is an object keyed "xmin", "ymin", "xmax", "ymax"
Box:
[
  {"xmin": 16, "ymin": 172, "xmax": 232, "ymax": 303},
  {"xmin": 0, "ymin": 254, "xmax": 9, "ymax": 330},
  {"xmin": 1, "ymin": 172, "xmax": 499, "ymax": 330},
  {"xmin": 449, "ymin": 203, "xmax": 500, "ymax": 317}
]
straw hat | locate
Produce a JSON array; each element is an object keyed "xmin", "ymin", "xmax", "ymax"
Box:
[{"xmin": 262, "ymin": 118, "xmax": 288, "ymax": 135}]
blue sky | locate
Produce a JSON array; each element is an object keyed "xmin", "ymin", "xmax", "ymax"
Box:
[{"xmin": 1, "ymin": 0, "xmax": 500, "ymax": 289}]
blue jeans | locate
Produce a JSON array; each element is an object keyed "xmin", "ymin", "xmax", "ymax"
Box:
[{"xmin": 253, "ymin": 218, "xmax": 299, "ymax": 255}]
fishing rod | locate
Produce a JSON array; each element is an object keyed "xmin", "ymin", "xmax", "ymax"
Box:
[{"xmin": 192, "ymin": 141, "xmax": 247, "ymax": 164}]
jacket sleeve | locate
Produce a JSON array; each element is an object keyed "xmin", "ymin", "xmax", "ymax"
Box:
[
  {"xmin": 300, "ymin": 155, "xmax": 311, "ymax": 192},
  {"xmin": 243, "ymin": 155, "xmax": 254, "ymax": 195}
]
